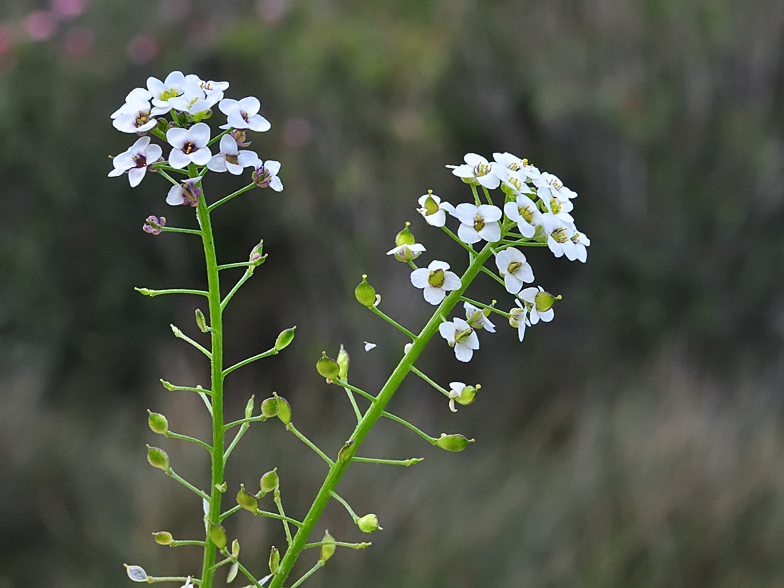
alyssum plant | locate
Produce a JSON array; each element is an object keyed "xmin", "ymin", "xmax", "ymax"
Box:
[{"xmin": 110, "ymin": 71, "xmax": 589, "ymax": 588}]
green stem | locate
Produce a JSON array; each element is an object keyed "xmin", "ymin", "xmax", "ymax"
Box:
[
  {"xmin": 136, "ymin": 287, "xmax": 209, "ymax": 297},
  {"xmin": 170, "ymin": 325, "xmax": 212, "ymax": 359},
  {"xmin": 220, "ymin": 269, "xmax": 254, "ymax": 311},
  {"xmin": 223, "ymin": 415, "xmax": 266, "ymax": 430},
  {"xmin": 218, "ymin": 261, "xmax": 254, "ymax": 271},
  {"xmin": 223, "ymin": 348, "xmax": 277, "ymax": 377},
  {"xmin": 165, "ymin": 430, "xmax": 213, "ymax": 452},
  {"xmin": 352, "ymin": 457, "xmax": 423, "ymax": 466},
  {"xmin": 254, "ymin": 509, "xmax": 303, "ymax": 527},
  {"xmin": 223, "ymin": 423, "xmax": 249, "ymax": 461},
  {"xmin": 303, "ymin": 541, "xmax": 371, "ymax": 550},
  {"xmin": 410, "ymin": 365, "xmax": 451, "ymax": 398},
  {"xmin": 160, "ymin": 381, "xmax": 213, "ymax": 395},
  {"xmin": 334, "ymin": 380, "xmax": 376, "ymax": 404},
  {"xmin": 167, "ymin": 469, "xmax": 210, "ymax": 501},
  {"xmin": 470, "ymin": 184, "xmax": 481, "ymax": 205},
  {"xmin": 289, "ymin": 561, "xmax": 324, "ymax": 588},
  {"xmin": 441, "ymin": 226, "xmax": 476, "ymax": 255},
  {"xmin": 161, "ymin": 227, "xmax": 202, "ymax": 236},
  {"xmin": 369, "ymin": 306, "xmax": 418, "ymax": 340},
  {"xmin": 286, "ymin": 424, "xmax": 335, "ymax": 467},
  {"xmin": 341, "ymin": 382, "xmax": 363, "ymax": 422},
  {"xmin": 382, "ymin": 411, "xmax": 437, "ymax": 444},
  {"xmin": 274, "ymin": 488, "xmax": 293, "ymax": 546},
  {"xmin": 157, "ymin": 169, "xmax": 182, "ymax": 188},
  {"xmin": 146, "ymin": 576, "xmax": 197, "ymax": 584},
  {"xmin": 207, "ymin": 183, "xmax": 256, "ymax": 212},
  {"xmin": 480, "ymin": 265, "xmax": 507, "ymax": 289},
  {"xmin": 268, "ymin": 243, "xmax": 495, "ymax": 588},
  {"xmin": 329, "ymin": 491, "xmax": 359, "ymax": 522},
  {"xmin": 460, "ymin": 296, "xmax": 511, "ymax": 318},
  {"xmin": 169, "ymin": 540, "xmax": 207, "ymax": 547},
  {"xmin": 481, "ymin": 185, "xmax": 494, "ymax": 205}
]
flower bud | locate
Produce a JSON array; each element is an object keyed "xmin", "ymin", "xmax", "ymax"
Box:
[
  {"xmin": 237, "ymin": 484, "xmax": 259, "ymax": 513},
  {"xmin": 435, "ymin": 433, "xmax": 474, "ymax": 452},
  {"xmin": 249, "ymin": 241, "xmax": 267, "ymax": 266},
  {"xmin": 153, "ymin": 531, "xmax": 173, "ymax": 545},
  {"xmin": 160, "ymin": 379, "xmax": 175, "ymax": 391},
  {"xmin": 276, "ymin": 395, "xmax": 292, "ymax": 425},
  {"xmin": 316, "ymin": 352, "xmax": 340, "ymax": 381},
  {"xmin": 231, "ymin": 538, "xmax": 240, "ymax": 558},
  {"xmin": 124, "ymin": 564, "xmax": 148, "ymax": 582},
  {"xmin": 209, "ymin": 523, "xmax": 227, "ymax": 550},
  {"xmin": 216, "ymin": 482, "xmax": 227, "ymax": 493},
  {"xmin": 261, "ymin": 396, "xmax": 280, "ymax": 418},
  {"xmin": 260, "ymin": 468, "xmax": 280, "ymax": 496},
  {"xmin": 534, "ymin": 291, "xmax": 560, "ymax": 313},
  {"xmin": 146, "ymin": 445, "xmax": 170, "ymax": 472},
  {"xmin": 143, "ymin": 215, "xmax": 166, "ymax": 235},
  {"xmin": 230, "ymin": 128, "xmax": 251, "ymax": 147},
  {"xmin": 337, "ymin": 345, "xmax": 350, "ymax": 380},
  {"xmin": 355, "ymin": 275, "xmax": 376, "ymax": 307},
  {"xmin": 274, "ymin": 326, "xmax": 296, "ymax": 352},
  {"xmin": 245, "ymin": 395, "xmax": 255, "ymax": 419},
  {"xmin": 320, "ymin": 530, "xmax": 336, "ymax": 563},
  {"xmin": 395, "ymin": 222, "xmax": 416, "ymax": 246},
  {"xmin": 356, "ymin": 513, "xmax": 382, "ymax": 533},
  {"xmin": 147, "ymin": 410, "xmax": 168, "ymax": 435},
  {"xmin": 269, "ymin": 546, "xmax": 281, "ymax": 574},
  {"xmin": 195, "ymin": 309, "xmax": 208, "ymax": 333}
]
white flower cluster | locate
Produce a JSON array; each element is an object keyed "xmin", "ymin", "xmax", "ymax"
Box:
[
  {"xmin": 108, "ymin": 71, "xmax": 282, "ymax": 199},
  {"xmin": 401, "ymin": 152, "xmax": 588, "ymax": 362}
]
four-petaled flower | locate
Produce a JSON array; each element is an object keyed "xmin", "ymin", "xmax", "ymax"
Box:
[
  {"xmin": 166, "ymin": 177, "xmax": 202, "ymax": 207},
  {"xmin": 503, "ymin": 193, "xmax": 541, "ymax": 238},
  {"xmin": 166, "ymin": 122, "xmax": 212, "ymax": 169},
  {"xmin": 251, "ymin": 159, "xmax": 283, "ymax": 191},
  {"xmin": 219, "ymin": 97, "xmax": 271, "ymax": 132},
  {"xmin": 519, "ymin": 286, "xmax": 556, "ymax": 325},
  {"xmin": 108, "ymin": 136, "xmax": 162, "ymax": 187},
  {"xmin": 410, "ymin": 260, "xmax": 461, "ymax": 305},
  {"xmin": 495, "ymin": 248, "xmax": 534, "ymax": 294},
  {"xmin": 147, "ymin": 71, "xmax": 187, "ymax": 115},
  {"xmin": 447, "ymin": 153, "xmax": 501, "ymax": 189},
  {"xmin": 439, "ymin": 318, "xmax": 479, "ymax": 362},
  {"xmin": 541, "ymin": 214, "xmax": 578, "ymax": 260},
  {"xmin": 452, "ymin": 203, "xmax": 502, "ymax": 244},
  {"xmin": 112, "ymin": 99, "xmax": 157, "ymax": 133},
  {"xmin": 508, "ymin": 299, "xmax": 530, "ymax": 342},
  {"xmin": 416, "ymin": 191, "xmax": 453, "ymax": 227},
  {"xmin": 534, "ymin": 171, "xmax": 577, "ymax": 203},
  {"xmin": 464, "ymin": 301, "xmax": 495, "ymax": 333},
  {"xmin": 386, "ymin": 243, "xmax": 426, "ymax": 262},
  {"xmin": 207, "ymin": 134, "xmax": 259, "ymax": 175},
  {"xmin": 570, "ymin": 230, "xmax": 590, "ymax": 263}
]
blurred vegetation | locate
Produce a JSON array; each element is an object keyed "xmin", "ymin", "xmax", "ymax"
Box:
[{"xmin": 1, "ymin": 0, "xmax": 784, "ymax": 586}]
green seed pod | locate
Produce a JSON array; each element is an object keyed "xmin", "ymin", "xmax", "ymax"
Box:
[
  {"xmin": 237, "ymin": 484, "xmax": 259, "ymax": 513},
  {"xmin": 153, "ymin": 531, "xmax": 173, "ymax": 545},
  {"xmin": 269, "ymin": 546, "xmax": 281, "ymax": 574},
  {"xmin": 209, "ymin": 523, "xmax": 227, "ymax": 550},
  {"xmin": 395, "ymin": 222, "xmax": 416, "ymax": 246},
  {"xmin": 356, "ymin": 513, "xmax": 382, "ymax": 533},
  {"xmin": 274, "ymin": 326, "xmax": 296, "ymax": 352},
  {"xmin": 435, "ymin": 433, "xmax": 474, "ymax": 452},
  {"xmin": 160, "ymin": 379, "xmax": 175, "ymax": 391},
  {"xmin": 276, "ymin": 395, "xmax": 292, "ymax": 425},
  {"xmin": 244, "ymin": 395, "xmax": 255, "ymax": 419},
  {"xmin": 231, "ymin": 538, "xmax": 240, "ymax": 558},
  {"xmin": 316, "ymin": 352, "xmax": 340, "ymax": 381},
  {"xmin": 320, "ymin": 530, "xmax": 336, "ymax": 563},
  {"xmin": 124, "ymin": 564, "xmax": 148, "ymax": 582},
  {"xmin": 146, "ymin": 445, "xmax": 170, "ymax": 472},
  {"xmin": 260, "ymin": 468, "xmax": 279, "ymax": 496},
  {"xmin": 261, "ymin": 396, "xmax": 280, "ymax": 418},
  {"xmin": 195, "ymin": 308, "xmax": 208, "ymax": 333},
  {"xmin": 337, "ymin": 345, "xmax": 350, "ymax": 380},
  {"xmin": 534, "ymin": 291, "xmax": 560, "ymax": 313},
  {"xmin": 456, "ymin": 384, "xmax": 480, "ymax": 406},
  {"xmin": 147, "ymin": 410, "xmax": 168, "ymax": 435},
  {"xmin": 354, "ymin": 275, "xmax": 376, "ymax": 307}
]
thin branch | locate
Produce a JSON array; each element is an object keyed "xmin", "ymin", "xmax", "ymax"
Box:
[
  {"xmin": 479, "ymin": 266, "xmax": 508, "ymax": 290},
  {"xmin": 223, "ymin": 423, "xmax": 249, "ymax": 461},
  {"xmin": 160, "ymin": 381, "xmax": 213, "ymax": 395},
  {"xmin": 207, "ymin": 183, "xmax": 256, "ymax": 212},
  {"xmin": 274, "ymin": 488, "xmax": 293, "ymax": 546},
  {"xmin": 223, "ymin": 415, "xmax": 266, "ymax": 431},
  {"xmin": 460, "ymin": 296, "xmax": 511, "ymax": 319},
  {"xmin": 161, "ymin": 227, "xmax": 202, "ymax": 236},
  {"xmin": 334, "ymin": 380, "xmax": 376, "ymax": 404},
  {"xmin": 135, "ymin": 287, "xmax": 209, "ymax": 298},
  {"xmin": 169, "ymin": 540, "xmax": 207, "ymax": 548},
  {"xmin": 165, "ymin": 430, "xmax": 213, "ymax": 452},
  {"xmin": 341, "ymin": 382, "xmax": 363, "ymax": 422},
  {"xmin": 166, "ymin": 469, "xmax": 210, "ymax": 501},
  {"xmin": 382, "ymin": 411, "xmax": 437, "ymax": 445},
  {"xmin": 352, "ymin": 456, "xmax": 423, "ymax": 467},
  {"xmin": 217, "ymin": 261, "xmax": 255, "ymax": 271},
  {"xmin": 441, "ymin": 225, "xmax": 476, "ymax": 255},
  {"xmin": 289, "ymin": 561, "xmax": 324, "ymax": 588},
  {"xmin": 286, "ymin": 424, "xmax": 334, "ymax": 467},
  {"xmin": 170, "ymin": 325, "xmax": 212, "ymax": 359},
  {"xmin": 254, "ymin": 509, "xmax": 303, "ymax": 528},
  {"xmin": 303, "ymin": 541, "xmax": 372, "ymax": 550},
  {"xmin": 410, "ymin": 365, "xmax": 451, "ymax": 398},
  {"xmin": 220, "ymin": 269, "xmax": 254, "ymax": 311},
  {"xmin": 329, "ymin": 491, "xmax": 359, "ymax": 522},
  {"xmin": 369, "ymin": 306, "xmax": 418, "ymax": 340},
  {"xmin": 223, "ymin": 347, "xmax": 276, "ymax": 377}
]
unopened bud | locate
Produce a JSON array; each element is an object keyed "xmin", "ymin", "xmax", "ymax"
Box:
[
  {"xmin": 153, "ymin": 531, "xmax": 173, "ymax": 545},
  {"xmin": 146, "ymin": 445, "xmax": 170, "ymax": 472},
  {"xmin": 147, "ymin": 411, "xmax": 169, "ymax": 435},
  {"xmin": 237, "ymin": 484, "xmax": 259, "ymax": 513},
  {"xmin": 135, "ymin": 288, "xmax": 153, "ymax": 296},
  {"xmin": 404, "ymin": 342, "xmax": 413, "ymax": 354},
  {"xmin": 208, "ymin": 523, "xmax": 227, "ymax": 550},
  {"xmin": 269, "ymin": 546, "xmax": 280, "ymax": 574},
  {"xmin": 260, "ymin": 468, "xmax": 279, "ymax": 495},
  {"xmin": 534, "ymin": 291, "xmax": 560, "ymax": 313},
  {"xmin": 356, "ymin": 513, "xmax": 382, "ymax": 533},
  {"xmin": 249, "ymin": 241, "xmax": 266, "ymax": 266},
  {"xmin": 355, "ymin": 275, "xmax": 376, "ymax": 307},
  {"xmin": 395, "ymin": 222, "xmax": 416, "ymax": 246},
  {"xmin": 245, "ymin": 395, "xmax": 255, "ymax": 419},
  {"xmin": 231, "ymin": 538, "xmax": 240, "ymax": 558},
  {"xmin": 216, "ymin": 482, "xmax": 227, "ymax": 493},
  {"xmin": 274, "ymin": 326, "xmax": 296, "ymax": 352},
  {"xmin": 337, "ymin": 345, "xmax": 350, "ymax": 380},
  {"xmin": 160, "ymin": 379, "xmax": 175, "ymax": 391},
  {"xmin": 195, "ymin": 309, "xmax": 208, "ymax": 333},
  {"xmin": 143, "ymin": 215, "xmax": 166, "ymax": 235},
  {"xmin": 435, "ymin": 433, "xmax": 474, "ymax": 452},
  {"xmin": 316, "ymin": 352, "xmax": 340, "ymax": 381},
  {"xmin": 320, "ymin": 530, "xmax": 336, "ymax": 563},
  {"xmin": 124, "ymin": 564, "xmax": 148, "ymax": 582}
]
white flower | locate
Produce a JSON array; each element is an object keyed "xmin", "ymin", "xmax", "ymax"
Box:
[
  {"xmin": 363, "ymin": 341, "xmax": 377, "ymax": 351},
  {"xmin": 251, "ymin": 159, "xmax": 283, "ymax": 191},
  {"xmin": 503, "ymin": 194, "xmax": 541, "ymax": 238},
  {"xmin": 147, "ymin": 71, "xmax": 187, "ymax": 115},
  {"xmin": 452, "ymin": 203, "xmax": 502, "ymax": 244},
  {"xmin": 495, "ymin": 248, "xmax": 534, "ymax": 294},
  {"xmin": 386, "ymin": 243, "xmax": 426, "ymax": 261},
  {"xmin": 447, "ymin": 382, "xmax": 466, "ymax": 413},
  {"xmin": 519, "ymin": 286, "xmax": 555, "ymax": 324},
  {"xmin": 509, "ymin": 299, "xmax": 530, "ymax": 342},
  {"xmin": 464, "ymin": 301, "xmax": 495, "ymax": 332},
  {"xmin": 446, "ymin": 153, "xmax": 501, "ymax": 190},
  {"xmin": 219, "ymin": 97, "xmax": 271, "ymax": 132},
  {"xmin": 110, "ymin": 87, "xmax": 153, "ymax": 119},
  {"xmin": 410, "ymin": 260, "xmax": 461, "ymax": 305},
  {"xmin": 498, "ymin": 169, "xmax": 535, "ymax": 197},
  {"xmin": 438, "ymin": 318, "xmax": 479, "ymax": 362},
  {"xmin": 207, "ymin": 134, "xmax": 259, "ymax": 175},
  {"xmin": 416, "ymin": 192, "xmax": 454, "ymax": 227},
  {"xmin": 180, "ymin": 577, "xmax": 193, "ymax": 588},
  {"xmin": 166, "ymin": 177, "xmax": 202, "ymax": 207},
  {"xmin": 541, "ymin": 214, "xmax": 578, "ymax": 260},
  {"xmin": 166, "ymin": 123, "xmax": 211, "ymax": 169},
  {"xmin": 539, "ymin": 188, "xmax": 574, "ymax": 223},
  {"xmin": 493, "ymin": 152, "xmax": 541, "ymax": 181},
  {"xmin": 534, "ymin": 171, "xmax": 577, "ymax": 203},
  {"xmin": 167, "ymin": 77, "xmax": 215, "ymax": 117},
  {"xmin": 570, "ymin": 229, "xmax": 590, "ymax": 263},
  {"xmin": 112, "ymin": 99, "xmax": 157, "ymax": 133},
  {"xmin": 108, "ymin": 136, "xmax": 162, "ymax": 187}
]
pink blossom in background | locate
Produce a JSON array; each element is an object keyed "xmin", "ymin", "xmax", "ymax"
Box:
[
  {"xmin": 187, "ymin": 21, "xmax": 216, "ymax": 49},
  {"xmin": 256, "ymin": 0, "xmax": 288, "ymax": 24},
  {"xmin": 51, "ymin": 0, "xmax": 85, "ymax": 19},
  {"xmin": 64, "ymin": 26, "xmax": 93, "ymax": 58},
  {"xmin": 283, "ymin": 118, "xmax": 312, "ymax": 148},
  {"xmin": 126, "ymin": 35, "xmax": 158, "ymax": 65},
  {"xmin": 25, "ymin": 10, "xmax": 57, "ymax": 41}
]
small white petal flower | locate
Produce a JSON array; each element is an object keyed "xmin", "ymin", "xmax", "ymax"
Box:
[
  {"xmin": 447, "ymin": 382, "xmax": 466, "ymax": 412},
  {"xmin": 509, "ymin": 299, "xmax": 530, "ymax": 342},
  {"xmin": 251, "ymin": 159, "xmax": 283, "ymax": 191},
  {"xmin": 463, "ymin": 301, "xmax": 495, "ymax": 333},
  {"xmin": 571, "ymin": 229, "xmax": 590, "ymax": 263},
  {"xmin": 147, "ymin": 70, "xmax": 186, "ymax": 115},
  {"xmin": 219, "ymin": 97, "xmax": 271, "ymax": 132},
  {"xmin": 503, "ymin": 194, "xmax": 541, "ymax": 238},
  {"xmin": 410, "ymin": 260, "xmax": 461, "ymax": 305},
  {"xmin": 166, "ymin": 177, "xmax": 202, "ymax": 207},
  {"xmin": 108, "ymin": 136, "xmax": 163, "ymax": 187},
  {"xmin": 438, "ymin": 317, "xmax": 479, "ymax": 362},
  {"xmin": 452, "ymin": 203, "xmax": 502, "ymax": 244},
  {"xmin": 541, "ymin": 214, "xmax": 578, "ymax": 260},
  {"xmin": 363, "ymin": 341, "xmax": 377, "ymax": 351},
  {"xmin": 539, "ymin": 188, "xmax": 574, "ymax": 223},
  {"xmin": 207, "ymin": 134, "xmax": 259, "ymax": 175},
  {"xmin": 534, "ymin": 171, "xmax": 577, "ymax": 202},
  {"xmin": 386, "ymin": 243, "xmax": 426, "ymax": 261},
  {"xmin": 166, "ymin": 123, "xmax": 211, "ymax": 169},
  {"xmin": 495, "ymin": 248, "xmax": 534, "ymax": 294},
  {"xmin": 519, "ymin": 286, "xmax": 555, "ymax": 324},
  {"xmin": 492, "ymin": 152, "xmax": 541, "ymax": 181},
  {"xmin": 111, "ymin": 87, "xmax": 153, "ymax": 119},
  {"xmin": 112, "ymin": 100, "xmax": 157, "ymax": 133},
  {"xmin": 416, "ymin": 192, "xmax": 454, "ymax": 227},
  {"xmin": 446, "ymin": 153, "xmax": 501, "ymax": 189}
]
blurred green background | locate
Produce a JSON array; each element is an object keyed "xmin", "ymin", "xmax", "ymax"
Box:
[{"xmin": 2, "ymin": 0, "xmax": 784, "ymax": 586}]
